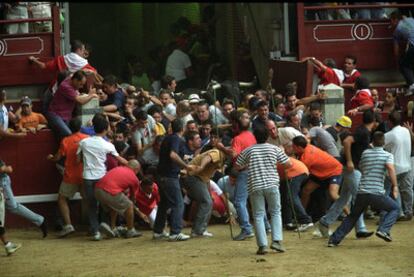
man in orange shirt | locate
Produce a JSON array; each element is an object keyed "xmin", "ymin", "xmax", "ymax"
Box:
[
  {"xmin": 16, "ymin": 96, "xmax": 48, "ymax": 133},
  {"xmin": 277, "ymin": 157, "xmax": 311, "ymax": 231},
  {"xmin": 47, "ymin": 117, "xmax": 88, "ymax": 237},
  {"xmin": 292, "ymin": 136, "xmax": 343, "ymax": 227}
]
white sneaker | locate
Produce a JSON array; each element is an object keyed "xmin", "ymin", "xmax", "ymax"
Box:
[
  {"xmin": 5, "ymin": 242, "xmax": 22, "ymax": 256},
  {"xmin": 99, "ymin": 222, "xmax": 115, "ymax": 238},
  {"xmin": 91, "ymin": 231, "xmax": 102, "ymax": 241},
  {"xmin": 191, "ymin": 230, "xmax": 214, "ymax": 238},
  {"xmin": 315, "ymin": 221, "xmax": 329, "ymax": 238},
  {"xmin": 153, "ymin": 231, "xmax": 170, "ymax": 240},
  {"xmin": 295, "ymin": 223, "xmax": 314, "ymax": 232},
  {"xmin": 58, "ymin": 224, "xmax": 75, "ymax": 238},
  {"xmin": 168, "ymin": 233, "xmax": 190, "ymax": 241},
  {"xmin": 113, "ymin": 226, "xmax": 128, "ymax": 237},
  {"xmin": 125, "ymin": 228, "xmax": 143, "ymax": 238}
]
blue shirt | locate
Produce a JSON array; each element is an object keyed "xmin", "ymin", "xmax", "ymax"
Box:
[
  {"xmin": 157, "ymin": 134, "xmax": 185, "ymax": 178},
  {"xmin": 393, "ymin": 17, "xmax": 414, "ymax": 47},
  {"xmin": 100, "ymin": 89, "xmax": 125, "ymax": 111}
]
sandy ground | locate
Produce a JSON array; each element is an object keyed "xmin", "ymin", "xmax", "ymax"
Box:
[{"xmin": 1, "ymin": 219, "xmax": 413, "ymax": 277}]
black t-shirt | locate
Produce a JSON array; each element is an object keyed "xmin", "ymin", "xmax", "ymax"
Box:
[
  {"xmin": 252, "ymin": 112, "xmax": 278, "ymax": 131},
  {"xmin": 351, "ymin": 125, "xmax": 371, "ymax": 170},
  {"xmin": 326, "ymin": 126, "xmax": 338, "ymax": 141},
  {"xmin": 157, "ymin": 134, "xmax": 185, "ymax": 178}
]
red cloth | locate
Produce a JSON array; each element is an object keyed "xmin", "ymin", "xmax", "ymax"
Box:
[
  {"xmin": 59, "ymin": 132, "xmax": 89, "ymax": 184},
  {"xmin": 317, "ymin": 67, "xmax": 341, "ymax": 86},
  {"xmin": 343, "ymin": 70, "xmax": 361, "ymax": 84},
  {"xmin": 231, "ymin": 130, "xmax": 256, "ymax": 163},
  {"xmin": 105, "ymin": 154, "xmax": 119, "ymax": 171},
  {"xmin": 211, "ymin": 189, "xmax": 226, "ymax": 216},
  {"xmin": 135, "ymin": 183, "xmax": 160, "ymax": 216},
  {"xmin": 350, "ymin": 89, "xmax": 374, "ymax": 109},
  {"xmin": 96, "ymin": 166, "xmax": 139, "ymax": 196}
]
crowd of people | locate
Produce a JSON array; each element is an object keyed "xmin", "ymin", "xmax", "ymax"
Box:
[{"xmin": 1, "ymin": 10, "xmax": 414, "ymax": 257}]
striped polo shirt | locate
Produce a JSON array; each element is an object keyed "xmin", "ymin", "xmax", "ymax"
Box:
[
  {"xmin": 236, "ymin": 143, "xmax": 289, "ymax": 193},
  {"xmin": 358, "ymin": 147, "xmax": 394, "ymax": 195}
]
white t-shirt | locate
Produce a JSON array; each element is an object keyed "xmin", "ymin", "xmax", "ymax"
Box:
[
  {"xmin": 77, "ymin": 136, "xmax": 119, "ymax": 180},
  {"xmin": 132, "ymin": 115, "xmax": 156, "ymax": 149},
  {"xmin": 278, "ymin": 127, "xmax": 304, "ymax": 147},
  {"xmin": 165, "ymin": 49, "xmax": 192, "ymax": 82},
  {"xmin": 0, "ymin": 105, "xmax": 9, "ymax": 131},
  {"xmin": 384, "ymin": 125, "xmax": 412, "ymax": 175},
  {"xmin": 164, "ymin": 103, "xmax": 177, "ymax": 117},
  {"xmin": 181, "ymin": 113, "xmax": 194, "ymax": 126},
  {"xmin": 209, "ymin": 105, "xmax": 228, "ymax": 125}
]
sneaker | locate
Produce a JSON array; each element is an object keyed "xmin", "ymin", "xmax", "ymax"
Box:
[
  {"xmin": 256, "ymin": 246, "xmax": 268, "ymax": 255},
  {"xmin": 191, "ymin": 230, "xmax": 214, "ymax": 238},
  {"xmin": 270, "ymin": 241, "xmax": 285, "ymax": 253},
  {"xmin": 407, "ymin": 101, "xmax": 414, "ymax": 118},
  {"xmin": 99, "ymin": 222, "xmax": 115, "ymax": 238},
  {"xmin": 114, "ymin": 226, "xmax": 128, "ymax": 237},
  {"xmin": 398, "ymin": 214, "xmax": 413, "ymax": 221},
  {"xmin": 233, "ymin": 231, "xmax": 255, "ymax": 241},
  {"xmin": 58, "ymin": 224, "xmax": 75, "ymax": 238},
  {"xmin": 168, "ymin": 233, "xmax": 190, "ymax": 241},
  {"xmin": 153, "ymin": 231, "xmax": 170, "ymax": 240},
  {"xmin": 285, "ymin": 223, "xmax": 297, "ymax": 231},
  {"xmin": 39, "ymin": 220, "xmax": 48, "ymax": 238},
  {"xmin": 315, "ymin": 221, "xmax": 329, "ymax": 238},
  {"xmin": 266, "ymin": 228, "xmax": 271, "ymax": 234},
  {"xmin": 356, "ymin": 231, "xmax": 374, "ymax": 239},
  {"xmin": 327, "ymin": 238, "xmax": 339, "ymax": 247},
  {"xmin": 91, "ymin": 231, "xmax": 102, "ymax": 241},
  {"xmin": 375, "ymin": 231, "xmax": 392, "ymax": 242},
  {"xmin": 5, "ymin": 242, "xmax": 22, "ymax": 256},
  {"xmin": 125, "ymin": 228, "xmax": 143, "ymax": 238},
  {"xmin": 294, "ymin": 222, "xmax": 314, "ymax": 232}
]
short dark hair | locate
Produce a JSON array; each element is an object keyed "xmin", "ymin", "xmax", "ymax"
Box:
[
  {"xmin": 103, "ymin": 75, "xmax": 118, "ymax": 86},
  {"xmin": 286, "ymin": 111, "xmax": 298, "ymax": 123},
  {"xmin": 134, "ymin": 110, "xmax": 148, "ymax": 121},
  {"xmin": 185, "ymin": 130, "xmax": 199, "ymax": 143},
  {"xmin": 253, "ymin": 125, "xmax": 269, "ymax": 143},
  {"xmin": 355, "ymin": 77, "xmax": 370, "ymax": 90},
  {"xmin": 171, "ymin": 119, "xmax": 183, "ymax": 133},
  {"xmin": 159, "ymin": 89, "xmax": 172, "ymax": 98},
  {"xmin": 186, "ymin": 120, "xmax": 197, "ymax": 126},
  {"xmin": 147, "ymin": 104, "xmax": 163, "ymax": 116},
  {"xmin": 309, "ymin": 101, "xmax": 321, "ymax": 111},
  {"xmin": 141, "ymin": 176, "xmax": 153, "ymax": 187},
  {"xmin": 308, "ymin": 116, "xmax": 321, "ymax": 127},
  {"xmin": 161, "ymin": 75, "xmax": 175, "ymax": 89},
  {"xmin": 68, "ymin": 117, "xmax": 82, "ymax": 133},
  {"xmin": 324, "ymin": 58, "xmax": 336, "ymax": 68},
  {"xmin": 201, "ymin": 119, "xmax": 213, "ymax": 127},
  {"xmin": 388, "ymin": 110, "xmax": 401, "ymax": 126},
  {"xmin": 71, "ymin": 70, "xmax": 87, "ymax": 81},
  {"xmin": 292, "ymin": 135, "xmax": 308, "ymax": 148},
  {"xmin": 345, "ymin": 55, "xmax": 357, "ymax": 65},
  {"xmin": 57, "ymin": 70, "xmax": 70, "ymax": 85},
  {"xmin": 285, "ymin": 90, "xmax": 296, "ymax": 99},
  {"xmin": 390, "ymin": 11, "xmax": 402, "ymax": 21},
  {"xmin": 372, "ymin": 131, "xmax": 385, "ymax": 147},
  {"xmin": 362, "ymin": 109, "xmax": 375, "ymax": 124},
  {"xmin": 256, "ymin": 100, "xmax": 269, "ymax": 109},
  {"xmin": 70, "ymin": 39, "xmax": 84, "ymax": 53},
  {"xmin": 92, "ymin": 113, "xmax": 109, "ymax": 133},
  {"xmin": 222, "ymin": 98, "xmax": 235, "ymax": 108}
]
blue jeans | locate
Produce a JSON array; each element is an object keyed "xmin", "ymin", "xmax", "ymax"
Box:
[
  {"xmin": 383, "ymin": 171, "xmax": 413, "ymax": 216},
  {"xmin": 330, "ymin": 193, "xmax": 399, "ymax": 244},
  {"xmin": 83, "ymin": 179, "xmax": 100, "ymax": 234},
  {"xmin": 0, "ymin": 175, "xmax": 44, "ymax": 226},
  {"xmin": 320, "ymin": 169, "xmax": 367, "ymax": 232},
  {"xmin": 153, "ymin": 177, "xmax": 184, "ymax": 235},
  {"xmin": 234, "ymin": 170, "xmax": 253, "ymax": 234},
  {"xmin": 46, "ymin": 112, "xmax": 72, "ymax": 141},
  {"xmin": 249, "ymin": 186, "xmax": 283, "ymax": 247},
  {"xmin": 287, "ymin": 174, "xmax": 312, "ymax": 224},
  {"xmin": 399, "ymin": 45, "xmax": 414, "ymax": 86}
]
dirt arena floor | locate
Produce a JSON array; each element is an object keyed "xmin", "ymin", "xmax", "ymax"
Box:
[{"xmin": 1, "ymin": 219, "xmax": 413, "ymax": 277}]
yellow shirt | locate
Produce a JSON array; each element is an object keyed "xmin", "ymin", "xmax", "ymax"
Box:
[
  {"xmin": 154, "ymin": 122, "xmax": 166, "ymax": 136},
  {"xmin": 189, "ymin": 149, "xmax": 226, "ymax": 183}
]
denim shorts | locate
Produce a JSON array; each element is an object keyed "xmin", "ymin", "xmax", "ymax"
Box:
[{"xmin": 309, "ymin": 174, "xmax": 343, "ymax": 188}]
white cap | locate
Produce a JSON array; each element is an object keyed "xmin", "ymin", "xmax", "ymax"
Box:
[{"xmin": 188, "ymin": 94, "xmax": 200, "ymax": 104}]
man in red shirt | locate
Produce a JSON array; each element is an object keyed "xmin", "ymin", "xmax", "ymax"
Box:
[
  {"xmin": 304, "ymin": 57, "xmax": 344, "ymax": 86},
  {"xmin": 135, "ymin": 177, "xmax": 160, "ymax": 229},
  {"xmin": 341, "ymin": 55, "xmax": 361, "ymax": 93},
  {"xmin": 47, "ymin": 117, "xmax": 88, "ymax": 238},
  {"xmin": 348, "ymin": 77, "xmax": 374, "ymax": 116},
  {"xmin": 95, "ymin": 159, "xmax": 142, "ymax": 239},
  {"xmin": 217, "ymin": 110, "xmax": 257, "ymax": 240}
]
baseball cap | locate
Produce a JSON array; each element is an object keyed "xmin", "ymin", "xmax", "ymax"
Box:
[
  {"xmin": 188, "ymin": 94, "xmax": 200, "ymax": 104},
  {"xmin": 336, "ymin": 115, "xmax": 352, "ymax": 128},
  {"xmin": 20, "ymin": 96, "xmax": 32, "ymax": 106}
]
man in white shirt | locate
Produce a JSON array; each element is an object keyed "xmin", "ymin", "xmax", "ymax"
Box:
[
  {"xmin": 77, "ymin": 114, "xmax": 128, "ymax": 240},
  {"xmin": 131, "ymin": 110, "xmax": 156, "ymax": 156},
  {"xmin": 384, "ymin": 111, "xmax": 412, "ymax": 220},
  {"xmin": 165, "ymin": 40, "xmax": 193, "ymax": 93}
]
